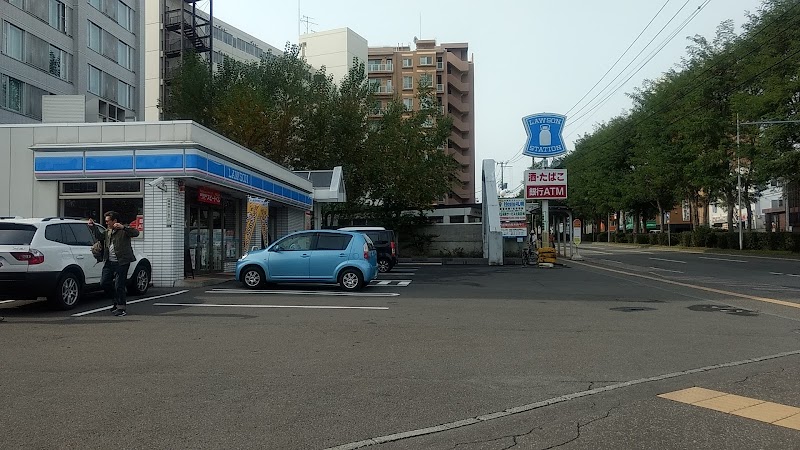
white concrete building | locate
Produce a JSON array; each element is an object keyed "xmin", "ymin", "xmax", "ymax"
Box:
[
  {"xmin": 300, "ymin": 27, "xmax": 367, "ymax": 86},
  {"xmin": 0, "ymin": 120, "xmax": 328, "ymax": 287}
]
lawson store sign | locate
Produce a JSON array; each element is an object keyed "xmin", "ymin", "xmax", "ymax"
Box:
[{"xmin": 33, "ymin": 148, "xmax": 312, "ymax": 210}]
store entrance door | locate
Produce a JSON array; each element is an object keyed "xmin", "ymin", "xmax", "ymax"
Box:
[{"xmin": 187, "ymin": 205, "xmax": 224, "ymax": 272}]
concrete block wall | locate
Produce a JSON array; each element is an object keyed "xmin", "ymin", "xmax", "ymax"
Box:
[
  {"xmin": 419, "ymin": 223, "xmax": 483, "ymax": 255},
  {"xmin": 143, "ymin": 178, "xmax": 185, "ymax": 287}
]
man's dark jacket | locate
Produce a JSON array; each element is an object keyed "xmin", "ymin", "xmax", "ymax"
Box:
[{"xmin": 92, "ymin": 225, "xmax": 139, "ymax": 265}]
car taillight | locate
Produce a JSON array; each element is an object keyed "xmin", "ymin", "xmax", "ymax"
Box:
[
  {"xmin": 390, "ymin": 241, "xmax": 396, "ymax": 256},
  {"xmin": 11, "ymin": 249, "xmax": 45, "ymax": 265},
  {"xmin": 363, "ymin": 242, "xmax": 369, "ymax": 260}
]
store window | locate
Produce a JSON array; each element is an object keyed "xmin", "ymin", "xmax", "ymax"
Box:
[{"xmin": 59, "ymin": 180, "xmax": 143, "ymax": 230}]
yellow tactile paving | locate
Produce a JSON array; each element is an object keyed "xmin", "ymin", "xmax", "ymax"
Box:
[
  {"xmin": 660, "ymin": 387, "xmax": 800, "ymax": 431},
  {"xmin": 732, "ymin": 402, "xmax": 800, "ymax": 423},
  {"xmin": 657, "ymin": 387, "xmax": 726, "ymax": 403},
  {"xmin": 774, "ymin": 413, "xmax": 800, "ymax": 431},
  {"xmin": 694, "ymin": 394, "xmax": 764, "ymax": 413}
]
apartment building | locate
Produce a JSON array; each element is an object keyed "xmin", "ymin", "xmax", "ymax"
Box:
[
  {"xmin": 367, "ymin": 39, "xmax": 475, "ymax": 205},
  {"xmin": 144, "ymin": 0, "xmax": 281, "ymax": 121},
  {"xmin": 0, "ymin": 0, "xmax": 142, "ymax": 123}
]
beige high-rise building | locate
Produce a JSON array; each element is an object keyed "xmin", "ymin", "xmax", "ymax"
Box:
[{"xmin": 368, "ymin": 39, "xmax": 475, "ymax": 205}]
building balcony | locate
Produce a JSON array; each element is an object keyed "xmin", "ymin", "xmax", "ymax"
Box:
[
  {"xmin": 447, "ymin": 95, "xmax": 471, "ymax": 113},
  {"xmin": 450, "ymin": 114, "xmax": 470, "ymax": 132},
  {"xmin": 367, "ymin": 63, "xmax": 394, "ymax": 72},
  {"xmin": 446, "ymin": 54, "xmax": 469, "ymax": 72},
  {"xmin": 449, "ymin": 132, "xmax": 470, "ymax": 150},
  {"xmin": 371, "ymin": 85, "xmax": 393, "ymax": 94},
  {"xmin": 447, "ymin": 73, "xmax": 470, "ymax": 93}
]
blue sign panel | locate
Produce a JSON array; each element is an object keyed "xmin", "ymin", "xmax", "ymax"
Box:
[{"xmin": 522, "ymin": 113, "xmax": 567, "ymax": 157}]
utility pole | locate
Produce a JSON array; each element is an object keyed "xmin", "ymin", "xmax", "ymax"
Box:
[{"xmin": 497, "ymin": 161, "xmax": 509, "ymax": 191}]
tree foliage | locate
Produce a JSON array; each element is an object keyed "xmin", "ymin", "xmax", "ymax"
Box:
[
  {"xmin": 162, "ymin": 44, "xmax": 456, "ymax": 227},
  {"xmin": 564, "ymin": 0, "xmax": 800, "ymax": 231}
]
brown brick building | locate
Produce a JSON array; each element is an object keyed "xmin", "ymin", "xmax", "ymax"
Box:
[{"xmin": 367, "ymin": 39, "xmax": 475, "ymax": 205}]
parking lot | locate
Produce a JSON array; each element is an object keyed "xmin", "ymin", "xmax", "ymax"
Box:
[{"xmin": 3, "ymin": 255, "xmax": 800, "ymax": 449}]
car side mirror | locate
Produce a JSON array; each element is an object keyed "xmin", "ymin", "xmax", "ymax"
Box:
[{"xmin": 271, "ymin": 245, "xmax": 282, "ymax": 252}]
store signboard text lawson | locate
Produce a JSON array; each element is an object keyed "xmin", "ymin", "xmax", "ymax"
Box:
[
  {"xmin": 525, "ymin": 169, "xmax": 568, "ymax": 200},
  {"xmin": 198, "ymin": 186, "xmax": 222, "ymax": 205}
]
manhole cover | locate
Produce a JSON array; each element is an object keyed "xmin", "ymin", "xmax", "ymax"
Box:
[
  {"xmin": 688, "ymin": 305, "xmax": 758, "ymax": 316},
  {"xmin": 610, "ymin": 307, "xmax": 657, "ymax": 312}
]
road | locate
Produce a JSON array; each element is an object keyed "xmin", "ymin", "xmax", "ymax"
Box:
[{"xmin": 1, "ymin": 244, "xmax": 800, "ymax": 449}]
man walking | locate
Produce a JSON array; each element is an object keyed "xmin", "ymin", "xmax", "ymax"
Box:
[{"xmin": 89, "ymin": 211, "xmax": 139, "ymax": 316}]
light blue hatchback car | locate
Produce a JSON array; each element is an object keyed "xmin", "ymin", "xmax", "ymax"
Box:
[{"xmin": 235, "ymin": 230, "xmax": 378, "ymax": 291}]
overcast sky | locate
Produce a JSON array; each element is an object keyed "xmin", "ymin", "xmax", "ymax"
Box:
[{"xmin": 198, "ymin": 0, "xmax": 765, "ymax": 199}]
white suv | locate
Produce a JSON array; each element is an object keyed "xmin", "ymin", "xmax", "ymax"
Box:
[{"xmin": 0, "ymin": 217, "xmax": 152, "ymax": 309}]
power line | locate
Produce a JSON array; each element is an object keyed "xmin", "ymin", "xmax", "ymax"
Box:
[
  {"xmin": 566, "ymin": 0, "xmax": 698, "ymax": 123},
  {"xmin": 565, "ymin": 0, "xmax": 672, "ymax": 116},
  {"xmin": 578, "ymin": 2, "xmax": 800, "ymax": 150},
  {"xmin": 566, "ymin": 0, "xmax": 711, "ymax": 136}
]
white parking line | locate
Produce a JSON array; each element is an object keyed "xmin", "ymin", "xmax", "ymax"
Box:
[
  {"xmin": 155, "ymin": 303, "xmax": 388, "ymax": 310},
  {"xmin": 370, "ymin": 280, "xmax": 412, "ymax": 286},
  {"xmin": 398, "ymin": 262, "xmax": 440, "ymax": 266},
  {"xmin": 206, "ymin": 289, "xmax": 399, "ymax": 297},
  {"xmin": 648, "ymin": 267, "xmax": 684, "ymax": 274},
  {"xmin": 0, "ymin": 299, "xmax": 15, "ymax": 304},
  {"xmin": 699, "ymin": 256, "xmax": 747, "ymax": 263},
  {"xmin": 649, "ymin": 257, "xmax": 686, "ymax": 264},
  {"xmin": 72, "ymin": 290, "xmax": 190, "ymax": 316}
]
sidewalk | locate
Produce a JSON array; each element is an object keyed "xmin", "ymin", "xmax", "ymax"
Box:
[{"xmin": 176, "ymin": 272, "xmax": 234, "ymax": 288}]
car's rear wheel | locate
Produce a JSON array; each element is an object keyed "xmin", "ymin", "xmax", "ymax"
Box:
[
  {"xmin": 377, "ymin": 257, "xmax": 392, "ymax": 273},
  {"xmin": 128, "ymin": 263, "xmax": 151, "ymax": 296},
  {"xmin": 241, "ymin": 266, "xmax": 266, "ymax": 289},
  {"xmin": 49, "ymin": 271, "xmax": 82, "ymax": 310},
  {"xmin": 339, "ymin": 268, "xmax": 364, "ymax": 291}
]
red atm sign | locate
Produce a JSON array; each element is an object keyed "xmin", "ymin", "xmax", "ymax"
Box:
[{"xmin": 525, "ymin": 169, "xmax": 567, "ymax": 200}]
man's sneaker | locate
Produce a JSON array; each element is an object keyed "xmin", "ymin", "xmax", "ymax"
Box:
[
  {"xmin": 113, "ymin": 309, "xmax": 127, "ymax": 317},
  {"xmin": 110, "ymin": 306, "xmax": 117, "ymax": 313}
]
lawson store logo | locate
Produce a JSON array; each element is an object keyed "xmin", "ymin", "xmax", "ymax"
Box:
[{"xmin": 34, "ymin": 148, "xmax": 312, "ymax": 209}]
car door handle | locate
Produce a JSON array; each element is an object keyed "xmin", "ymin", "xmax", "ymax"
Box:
[
  {"xmin": 339, "ymin": 253, "xmax": 347, "ymax": 257},
  {"xmin": 301, "ymin": 254, "xmax": 311, "ymax": 258},
  {"xmin": 75, "ymin": 255, "xmax": 84, "ymax": 259}
]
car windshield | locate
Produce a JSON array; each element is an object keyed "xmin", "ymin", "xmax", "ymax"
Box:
[{"xmin": 0, "ymin": 223, "xmax": 37, "ymax": 245}]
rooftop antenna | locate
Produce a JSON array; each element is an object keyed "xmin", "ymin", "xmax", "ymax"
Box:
[{"xmin": 300, "ymin": 15, "xmax": 317, "ymax": 34}]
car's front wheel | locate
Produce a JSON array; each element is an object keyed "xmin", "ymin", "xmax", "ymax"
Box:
[
  {"xmin": 49, "ymin": 271, "xmax": 82, "ymax": 310},
  {"xmin": 338, "ymin": 268, "xmax": 364, "ymax": 291},
  {"xmin": 241, "ymin": 266, "xmax": 266, "ymax": 289},
  {"xmin": 128, "ymin": 263, "xmax": 151, "ymax": 296},
  {"xmin": 377, "ymin": 257, "xmax": 392, "ymax": 273}
]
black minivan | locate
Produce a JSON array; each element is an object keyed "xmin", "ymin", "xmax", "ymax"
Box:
[{"xmin": 339, "ymin": 227, "xmax": 397, "ymax": 272}]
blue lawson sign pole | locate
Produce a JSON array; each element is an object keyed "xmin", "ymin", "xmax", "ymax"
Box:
[{"xmin": 523, "ymin": 113, "xmax": 568, "ymax": 249}]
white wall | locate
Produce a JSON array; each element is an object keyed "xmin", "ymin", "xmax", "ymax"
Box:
[{"xmin": 301, "ymin": 28, "xmax": 368, "ymax": 86}]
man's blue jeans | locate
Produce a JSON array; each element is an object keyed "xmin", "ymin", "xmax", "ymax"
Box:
[{"xmin": 101, "ymin": 261, "xmax": 130, "ymax": 307}]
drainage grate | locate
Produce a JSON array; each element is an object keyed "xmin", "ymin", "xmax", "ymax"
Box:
[
  {"xmin": 610, "ymin": 307, "xmax": 657, "ymax": 312},
  {"xmin": 688, "ymin": 304, "xmax": 758, "ymax": 316}
]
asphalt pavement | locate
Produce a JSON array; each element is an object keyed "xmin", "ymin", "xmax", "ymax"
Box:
[{"xmin": 2, "ymin": 244, "xmax": 800, "ymax": 449}]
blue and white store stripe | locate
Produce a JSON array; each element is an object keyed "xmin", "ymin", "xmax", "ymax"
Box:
[{"xmin": 34, "ymin": 148, "xmax": 312, "ymax": 210}]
